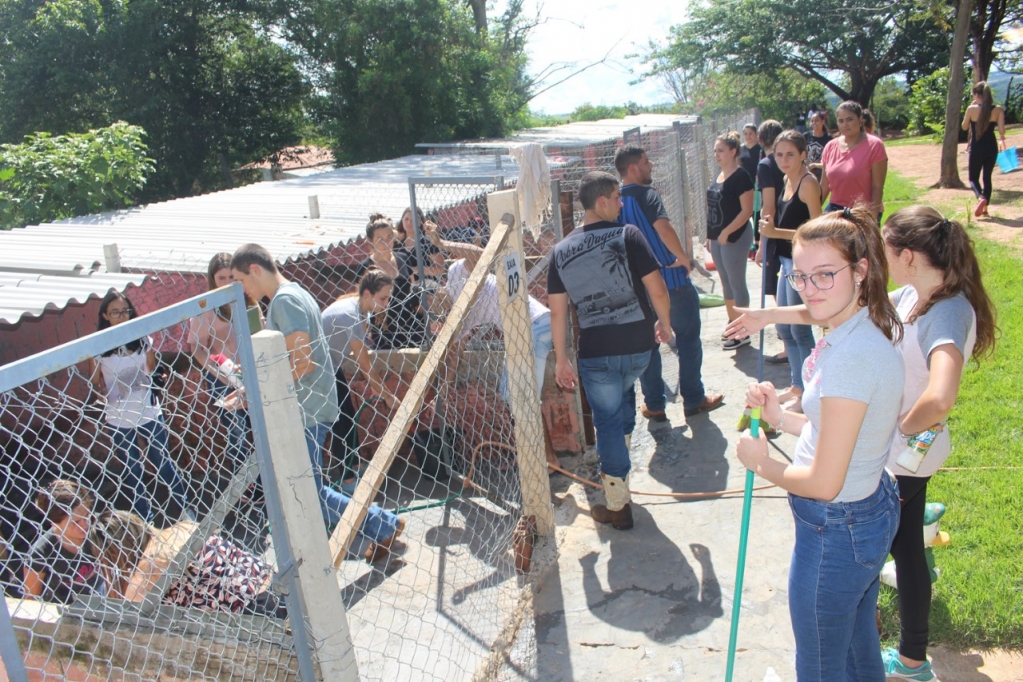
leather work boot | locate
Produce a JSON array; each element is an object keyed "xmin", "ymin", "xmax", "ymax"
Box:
[{"xmin": 590, "ymin": 473, "xmax": 634, "ymax": 530}]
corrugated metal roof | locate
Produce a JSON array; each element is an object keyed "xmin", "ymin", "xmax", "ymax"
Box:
[
  {"xmin": 417, "ymin": 114, "xmax": 699, "ymax": 151},
  {"xmin": 0, "ymin": 152, "xmax": 546, "ymax": 278},
  {"xmin": 0, "ymin": 271, "xmax": 148, "ymax": 325},
  {"xmin": 0, "ymin": 114, "xmax": 684, "ymax": 326}
]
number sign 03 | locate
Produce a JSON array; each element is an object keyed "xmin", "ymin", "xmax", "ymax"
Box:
[{"xmin": 504, "ymin": 253, "xmax": 522, "ymax": 301}]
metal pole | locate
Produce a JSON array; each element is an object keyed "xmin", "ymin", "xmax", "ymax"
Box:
[
  {"xmin": 229, "ymin": 284, "xmax": 321, "ymax": 682},
  {"xmin": 0, "ymin": 599, "xmax": 28, "ymax": 682}
]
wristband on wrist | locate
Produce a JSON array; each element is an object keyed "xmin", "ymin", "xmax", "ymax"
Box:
[{"xmin": 775, "ymin": 411, "xmax": 787, "ymax": 433}]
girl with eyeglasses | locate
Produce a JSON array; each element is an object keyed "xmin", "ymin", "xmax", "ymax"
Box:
[
  {"xmin": 733, "ymin": 207, "xmax": 905, "ymax": 680},
  {"xmin": 727, "ymin": 206, "xmax": 996, "ymax": 679},
  {"xmin": 89, "ymin": 291, "xmax": 189, "ymax": 524}
]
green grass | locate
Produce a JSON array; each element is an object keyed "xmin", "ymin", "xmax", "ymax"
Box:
[
  {"xmin": 883, "ymin": 169, "xmax": 926, "ymax": 217},
  {"xmin": 879, "ymin": 235, "xmax": 1023, "ymax": 649},
  {"xmin": 874, "ymin": 167, "xmax": 1023, "ymax": 648},
  {"xmin": 884, "ymin": 133, "xmax": 944, "ymax": 147}
]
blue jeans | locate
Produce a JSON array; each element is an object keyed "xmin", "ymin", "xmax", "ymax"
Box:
[
  {"xmin": 110, "ymin": 415, "xmax": 188, "ymax": 522},
  {"xmin": 777, "ymin": 257, "xmax": 816, "ymax": 391},
  {"xmin": 304, "ymin": 424, "xmax": 398, "ymax": 544},
  {"xmin": 205, "ymin": 372, "xmax": 249, "ymax": 468},
  {"xmin": 577, "ymin": 352, "xmax": 650, "ymax": 478},
  {"xmin": 788, "ymin": 474, "xmax": 900, "ymax": 681},
  {"xmin": 640, "ymin": 284, "xmax": 705, "ymax": 412}
]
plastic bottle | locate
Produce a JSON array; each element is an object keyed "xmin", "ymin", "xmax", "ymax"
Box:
[{"xmin": 895, "ymin": 423, "xmax": 944, "ymax": 473}]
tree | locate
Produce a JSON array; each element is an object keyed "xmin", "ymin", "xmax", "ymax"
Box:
[
  {"xmin": 0, "ymin": 0, "xmax": 308, "ymax": 199},
  {"xmin": 0, "ymin": 122, "xmax": 155, "ymax": 229},
  {"xmin": 970, "ymin": 0, "xmax": 1023, "ymax": 82},
  {"xmin": 278, "ymin": 0, "xmax": 532, "ymax": 165},
  {"xmin": 941, "ymin": 0, "xmax": 972, "ymax": 188},
  {"xmin": 649, "ymin": 0, "xmax": 950, "ymax": 107}
]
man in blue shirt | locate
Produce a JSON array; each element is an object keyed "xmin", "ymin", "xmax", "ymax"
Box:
[{"xmin": 615, "ymin": 145, "xmax": 724, "ymax": 420}]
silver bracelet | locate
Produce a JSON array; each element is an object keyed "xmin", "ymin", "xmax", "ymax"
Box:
[{"xmin": 777, "ymin": 411, "xmax": 787, "ymax": 433}]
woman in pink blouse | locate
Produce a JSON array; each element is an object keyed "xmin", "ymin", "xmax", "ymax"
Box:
[{"xmin": 820, "ymin": 101, "xmax": 888, "ymax": 220}]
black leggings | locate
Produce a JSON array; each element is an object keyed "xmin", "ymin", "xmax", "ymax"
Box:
[
  {"xmin": 329, "ymin": 367, "xmax": 359, "ymax": 480},
  {"xmin": 969, "ymin": 149, "xmax": 996, "ymax": 202},
  {"xmin": 890, "ymin": 475, "xmax": 932, "ymax": 661}
]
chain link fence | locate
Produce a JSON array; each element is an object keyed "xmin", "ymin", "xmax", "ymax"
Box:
[
  {"xmin": 0, "ymin": 188, "xmax": 553, "ymax": 680},
  {"xmin": 0, "ymin": 112, "xmax": 758, "ymax": 680}
]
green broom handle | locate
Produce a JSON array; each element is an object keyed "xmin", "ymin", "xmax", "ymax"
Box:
[{"xmin": 726, "ymin": 407, "xmax": 760, "ymax": 681}]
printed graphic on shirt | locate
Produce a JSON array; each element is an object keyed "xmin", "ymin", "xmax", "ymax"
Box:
[
  {"xmin": 553, "ymin": 227, "xmax": 644, "ymax": 329},
  {"xmin": 706, "ymin": 185, "xmax": 724, "ymax": 231}
]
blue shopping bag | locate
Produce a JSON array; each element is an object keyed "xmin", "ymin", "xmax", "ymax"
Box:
[{"xmin": 997, "ymin": 147, "xmax": 1018, "ymax": 174}]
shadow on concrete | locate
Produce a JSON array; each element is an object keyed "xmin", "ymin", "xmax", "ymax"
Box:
[
  {"xmin": 646, "ymin": 417, "xmax": 729, "ymax": 497},
  {"xmin": 729, "ymin": 341, "xmax": 793, "ymax": 385},
  {"xmin": 929, "ymin": 648, "xmax": 995, "ymax": 682},
  {"xmin": 577, "ymin": 505, "xmax": 722, "ymax": 642}
]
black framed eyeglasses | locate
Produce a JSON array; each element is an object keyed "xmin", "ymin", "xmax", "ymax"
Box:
[
  {"xmin": 786, "ymin": 263, "xmax": 854, "ymax": 292},
  {"xmin": 107, "ymin": 309, "xmax": 133, "ymax": 318}
]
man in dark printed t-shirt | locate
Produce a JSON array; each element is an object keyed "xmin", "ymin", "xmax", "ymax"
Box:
[
  {"xmin": 615, "ymin": 145, "xmax": 724, "ymax": 422},
  {"xmin": 547, "ymin": 171, "xmax": 673, "ymax": 531}
]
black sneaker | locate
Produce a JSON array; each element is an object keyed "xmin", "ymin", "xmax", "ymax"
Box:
[{"xmin": 722, "ymin": 336, "xmax": 751, "ymax": 351}]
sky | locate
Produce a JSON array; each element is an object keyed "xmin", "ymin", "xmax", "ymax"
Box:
[{"xmin": 520, "ymin": 0, "xmax": 690, "ymax": 115}]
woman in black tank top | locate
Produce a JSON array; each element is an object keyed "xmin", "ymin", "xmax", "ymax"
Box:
[
  {"xmin": 961, "ymin": 81, "xmax": 1007, "ymax": 217},
  {"xmin": 758, "ymin": 131, "xmax": 822, "ymax": 405}
]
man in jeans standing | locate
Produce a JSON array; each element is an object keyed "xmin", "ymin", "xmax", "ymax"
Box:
[
  {"xmin": 547, "ymin": 172, "xmax": 673, "ymax": 530},
  {"xmin": 230, "ymin": 244, "xmax": 402, "ymax": 558},
  {"xmin": 615, "ymin": 145, "xmax": 724, "ymax": 420}
]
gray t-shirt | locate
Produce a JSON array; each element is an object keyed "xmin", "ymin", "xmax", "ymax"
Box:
[
  {"xmin": 886, "ymin": 286, "xmax": 976, "ymax": 477},
  {"xmin": 265, "ymin": 282, "xmax": 339, "ymax": 427},
  {"xmin": 321, "ymin": 297, "xmax": 367, "ymax": 374},
  {"xmin": 792, "ymin": 306, "xmax": 904, "ymax": 502}
]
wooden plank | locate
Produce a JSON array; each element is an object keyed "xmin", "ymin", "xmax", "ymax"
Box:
[
  {"xmin": 329, "ymin": 217, "xmax": 516, "ymax": 565},
  {"xmin": 252, "ymin": 331, "xmax": 358, "ymax": 680},
  {"xmin": 488, "ymin": 190, "xmax": 555, "ymax": 537}
]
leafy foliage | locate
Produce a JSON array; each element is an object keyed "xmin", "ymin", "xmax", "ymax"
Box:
[
  {"xmin": 647, "ymin": 0, "xmax": 950, "ymax": 107},
  {"xmin": 685, "ymin": 69, "xmax": 827, "ymax": 124},
  {"xmin": 1003, "ymin": 79, "xmax": 1023, "ymax": 125},
  {"xmin": 908, "ymin": 67, "xmax": 970, "ymax": 135},
  {"xmin": 281, "ymin": 0, "xmax": 533, "ymax": 165},
  {"xmin": 0, "ymin": 0, "xmax": 309, "ymax": 199},
  {"xmin": 871, "ymin": 77, "xmax": 912, "ymax": 131},
  {"xmin": 0, "ymin": 122, "xmax": 154, "ymax": 229}
]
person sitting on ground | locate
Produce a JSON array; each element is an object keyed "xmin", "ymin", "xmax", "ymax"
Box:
[
  {"xmin": 422, "ymin": 221, "xmax": 561, "ymax": 472},
  {"xmin": 547, "ymin": 171, "xmax": 674, "ymax": 530},
  {"xmin": 230, "ymin": 244, "xmax": 404, "ymax": 561},
  {"xmin": 92, "ymin": 509, "xmax": 287, "ymax": 618},
  {"xmin": 24, "ymin": 479, "xmax": 105, "ymax": 603},
  {"xmin": 356, "ymin": 215, "xmax": 428, "ymax": 350}
]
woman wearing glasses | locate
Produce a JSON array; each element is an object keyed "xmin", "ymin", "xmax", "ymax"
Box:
[
  {"xmin": 90, "ymin": 291, "xmax": 189, "ymax": 523},
  {"xmin": 731, "ymin": 207, "xmax": 904, "ymax": 680}
]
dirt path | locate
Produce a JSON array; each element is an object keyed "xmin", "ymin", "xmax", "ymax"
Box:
[{"xmin": 884, "ymin": 131, "xmax": 1023, "ymax": 247}]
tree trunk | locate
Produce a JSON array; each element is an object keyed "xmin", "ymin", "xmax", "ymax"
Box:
[
  {"xmin": 467, "ymin": 0, "xmax": 487, "ymax": 33},
  {"xmin": 940, "ymin": 0, "xmax": 973, "ymax": 189}
]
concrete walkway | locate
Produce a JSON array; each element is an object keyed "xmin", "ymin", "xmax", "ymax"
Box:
[{"xmin": 502, "ymin": 260, "xmax": 803, "ymax": 681}]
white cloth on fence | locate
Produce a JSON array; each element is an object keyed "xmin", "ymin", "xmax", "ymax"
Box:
[{"xmin": 508, "ymin": 143, "xmax": 551, "ymax": 238}]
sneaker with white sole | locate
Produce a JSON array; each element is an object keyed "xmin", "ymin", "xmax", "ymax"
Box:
[
  {"xmin": 722, "ymin": 336, "xmax": 751, "ymax": 351},
  {"xmin": 882, "ymin": 648, "xmax": 936, "ymax": 681}
]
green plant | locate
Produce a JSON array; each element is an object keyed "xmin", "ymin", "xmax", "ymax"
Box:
[
  {"xmin": 908, "ymin": 67, "xmax": 970, "ymax": 135},
  {"xmin": 0, "ymin": 122, "xmax": 154, "ymax": 229}
]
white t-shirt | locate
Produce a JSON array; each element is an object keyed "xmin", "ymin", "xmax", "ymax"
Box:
[
  {"xmin": 791, "ymin": 307, "xmax": 904, "ymax": 502},
  {"xmin": 446, "ymin": 259, "xmax": 548, "ymax": 339},
  {"xmin": 886, "ymin": 286, "xmax": 976, "ymax": 477},
  {"xmin": 98, "ymin": 337, "xmax": 161, "ymax": 429}
]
